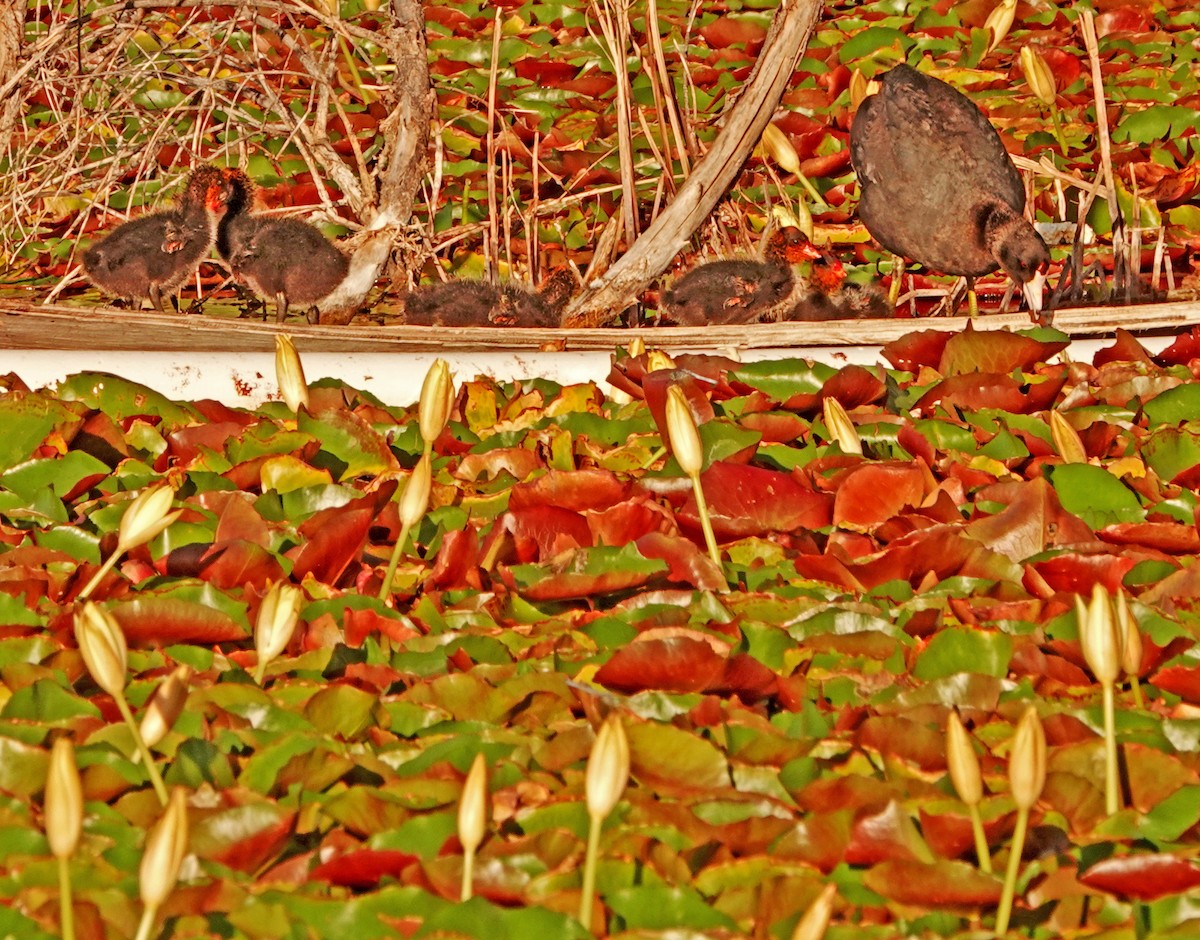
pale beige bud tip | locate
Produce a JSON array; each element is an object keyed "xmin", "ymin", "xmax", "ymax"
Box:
[
  {"xmin": 760, "ymin": 123, "xmax": 801, "ymax": 177},
  {"xmin": 791, "ymin": 883, "xmax": 837, "ymax": 940},
  {"xmin": 586, "ymin": 715, "xmax": 631, "ymax": 821},
  {"xmin": 665, "ymin": 385, "xmax": 704, "ymax": 478},
  {"xmin": 254, "ymin": 582, "xmax": 304, "ymax": 675},
  {"xmin": 399, "ymin": 455, "xmax": 433, "ymax": 530},
  {"xmin": 274, "ymin": 334, "xmax": 309, "ymax": 413},
  {"xmin": 1115, "ymin": 591, "xmax": 1142, "ymax": 677},
  {"xmin": 626, "ymin": 337, "xmax": 646, "ymax": 358},
  {"xmin": 1009, "ymin": 706, "xmax": 1046, "ymax": 812},
  {"xmin": 139, "ymin": 665, "xmax": 192, "ymax": 750},
  {"xmin": 1020, "ymin": 46, "xmax": 1057, "ymax": 106},
  {"xmin": 1048, "ymin": 410, "xmax": 1087, "ymax": 464},
  {"xmin": 1078, "ymin": 583, "xmax": 1121, "ymax": 686},
  {"xmin": 74, "ymin": 602, "xmax": 129, "ymax": 698},
  {"xmin": 139, "ymin": 787, "xmax": 189, "ymax": 909},
  {"xmin": 946, "ymin": 711, "xmax": 983, "ymax": 807},
  {"xmin": 822, "ymin": 397, "xmax": 862, "ymax": 456},
  {"xmin": 457, "ymin": 753, "xmax": 489, "ymax": 854},
  {"xmin": 984, "ymin": 0, "xmax": 1017, "ymax": 53},
  {"xmin": 45, "ymin": 737, "xmax": 83, "ymax": 859},
  {"xmin": 418, "ymin": 358, "xmax": 455, "ymax": 448},
  {"xmin": 117, "ymin": 486, "xmax": 182, "ymax": 553}
]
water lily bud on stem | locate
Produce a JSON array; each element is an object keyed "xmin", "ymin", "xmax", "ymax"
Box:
[
  {"xmin": 378, "ymin": 455, "xmax": 433, "ymax": 603},
  {"xmin": 822, "ymin": 397, "xmax": 862, "ymax": 456},
  {"xmin": 274, "ymin": 334, "xmax": 309, "ymax": 413},
  {"xmin": 117, "ymin": 486, "xmax": 182, "ymax": 555},
  {"xmin": 74, "ymin": 603, "xmax": 170, "ymax": 806},
  {"xmin": 665, "ymin": 386, "xmax": 721, "ymax": 569},
  {"xmin": 254, "ymin": 582, "xmax": 304, "ymax": 685},
  {"xmin": 458, "ymin": 753, "xmax": 489, "ymax": 901},
  {"xmin": 760, "ymin": 123, "xmax": 801, "ymax": 177},
  {"xmin": 996, "ymin": 706, "xmax": 1045, "ymax": 935},
  {"xmin": 790, "ymin": 883, "xmax": 837, "ymax": 940},
  {"xmin": 1020, "ymin": 46, "xmax": 1057, "ymax": 105},
  {"xmin": 1115, "ymin": 591, "xmax": 1144, "ymax": 708},
  {"xmin": 580, "ymin": 715, "xmax": 631, "ymax": 930},
  {"xmin": 1077, "ymin": 584, "xmax": 1122, "ymax": 815},
  {"xmin": 80, "ymin": 485, "xmax": 181, "ymax": 599},
  {"xmin": 139, "ymin": 665, "xmax": 192, "ymax": 753},
  {"xmin": 1020, "ymin": 46, "xmax": 1068, "ymax": 154},
  {"xmin": 45, "ymin": 737, "xmax": 83, "ymax": 940},
  {"xmin": 75, "ymin": 602, "xmax": 128, "ymax": 700},
  {"xmin": 135, "ymin": 787, "xmax": 189, "ymax": 940},
  {"xmin": 418, "ymin": 358, "xmax": 455, "ymax": 456},
  {"xmin": 984, "ymin": 0, "xmax": 1017, "ymax": 53},
  {"xmin": 946, "ymin": 710, "xmax": 991, "ymax": 873}
]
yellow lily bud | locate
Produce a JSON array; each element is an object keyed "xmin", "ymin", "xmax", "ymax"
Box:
[
  {"xmin": 1077, "ymin": 584, "xmax": 1121, "ymax": 686},
  {"xmin": 117, "ymin": 486, "xmax": 182, "ymax": 554},
  {"xmin": 458, "ymin": 753, "xmax": 489, "ymax": 855},
  {"xmin": 418, "ymin": 358, "xmax": 455, "ymax": 450},
  {"xmin": 626, "ymin": 337, "xmax": 646, "ymax": 358},
  {"xmin": 74, "ymin": 602, "xmax": 128, "ymax": 698},
  {"xmin": 791, "ymin": 883, "xmax": 837, "ymax": 940},
  {"xmin": 946, "ymin": 711, "xmax": 983, "ymax": 807},
  {"xmin": 45, "ymin": 738, "xmax": 83, "ymax": 859},
  {"xmin": 849, "ymin": 69, "xmax": 870, "ymax": 111},
  {"xmin": 1048, "ymin": 410, "xmax": 1087, "ymax": 464},
  {"xmin": 139, "ymin": 665, "xmax": 192, "ymax": 750},
  {"xmin": 984, "ymin": 0, "xmax": 1017, "ymax": 53},
  {"xmin": 1008, "ymin": 706, "xmax": 1046, "ymax": 812},
  {"xmin": 1115, "ymin": 591, "xmax": 1142, "ymax": 677},
  {"xmin": 399, "ymin": 455, "xmax": 433, "ymax": 530},
  {"xmin": 274, "ymin": 334, "xmax": 309, "ymax": 413},
  {"xmin": 1021, "ymin": 46, "xmax": 1057, "ymax": 106},
  {"xmin": 139, "ymin": 787, "xmax": 189, "ymax": 910},
  {"xmin": 760, "ymin": 123, "xmax": 801, "ymax": 176},
  {"xmin": 822, "ymin": 397, "xmax": 862, "ymax": 456},
  {"xmin": 254, "ymin": 582, "xmax": 304, "ymax": 683},
  {"xmin": 585, "ymin": 714, "xmax": 630, "ymax": 821},
  {"xmin": 646, "ymin": 350, "xmax": 676, "ymax": 371},
  {"xmin": 665, "ymin": 386, "xmax": 704, "ymax": 478}
]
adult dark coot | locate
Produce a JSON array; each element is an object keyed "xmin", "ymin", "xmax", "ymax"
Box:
[
  {"xmin": 218, "ymin": 170, "xmax": 350, "ymax": 323},
  {"xmin": 82, "ymin": 165, "xmax": 227, "ymax": 313},
  {"xmin": 660, "ymin": 227, "xmax": 827, "ymax": 326},
  {"xmin": 850, "ymin": 64, "xmax": 1049, "ymax": 314}
]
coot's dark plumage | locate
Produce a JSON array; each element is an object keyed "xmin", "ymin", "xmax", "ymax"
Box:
[
  {"xmin": 850, "ymin": 64, "xmax": 1049, "ymax": 311},
  {"xmin": 660, "ymin": 227, "xmax": 824, "ymax": 326},
  {"xmin": 82, "ymin": 166, "xmax": 226, "ymax": 313},
  {"xmin": 218, "ymin": 169, "xmax": 350, "ymax": 323}
]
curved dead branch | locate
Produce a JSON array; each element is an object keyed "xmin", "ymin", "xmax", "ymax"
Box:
[{"xmin": 562, "ymin": 0, "xmax": 824, "ymax": 328}]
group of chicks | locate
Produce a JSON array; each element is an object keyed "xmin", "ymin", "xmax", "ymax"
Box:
[
  {"xmin": 82, "ymin": 63, "xmax": 1051, "ymax": 327},
  {"xmin": 83, "ymin": 166, "xmax": 349, "ymax": 322}
]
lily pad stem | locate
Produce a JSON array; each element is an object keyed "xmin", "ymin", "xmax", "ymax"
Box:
[{"xmin": 995, "ymin": 805, "xmax": 1029, "ymax": 935}]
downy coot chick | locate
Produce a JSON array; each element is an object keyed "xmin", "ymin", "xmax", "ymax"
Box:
[
  {"xmin": 82, "ymin": 165, "xmax": 226, "ymax": 313},
  {"xmin": 218, "ymin": 169, "xmax": 350, "ymax": 323},
  {"xmin": 850, "ymin": 64, "xmax": 1050, "ymax": 314},
  {"xmin": 402, "ymin": 268, "xmax": 574, "ymax": 328},
  {"xmin": 660, "ymin": 227, "xmax": 825, "ymax": 325}
]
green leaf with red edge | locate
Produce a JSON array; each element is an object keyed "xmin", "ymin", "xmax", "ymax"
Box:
[
  {"xmin": 190, "ymin": 795, "xmax": 296, "ymax": 873},
  {"xmin": 1079, "ymin": 853, "xmax": 1200, "ymax": 901},
  {"xmin": 56, "ymin": 372, "xmax": 200, "ymax": 427},
  {"xmin": 728, "ymin": 359, "xmax": 838, "ymax": 406},
  {"xmin": 110, "ymin": 589, "xmax": 249, "ymax": 645},
  {"xmin": 938, "ymin": 324, "xmax": 1069, "ymax": 376},
  {"xmin": 862, "ymin": 858, "xmax": 1002, "ymax": 907},
  {"xmin": 506, "ymin": 542, "xmax": 667, "ymax": 600},
  {"xmin": 298, "ymin": 407, "xmax": 399, "ymax": 480}
]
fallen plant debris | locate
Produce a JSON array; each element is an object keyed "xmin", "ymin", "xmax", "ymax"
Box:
[{"xmin": 1, "ymin": 327, "xmax": 1200, "ymax": 936}]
